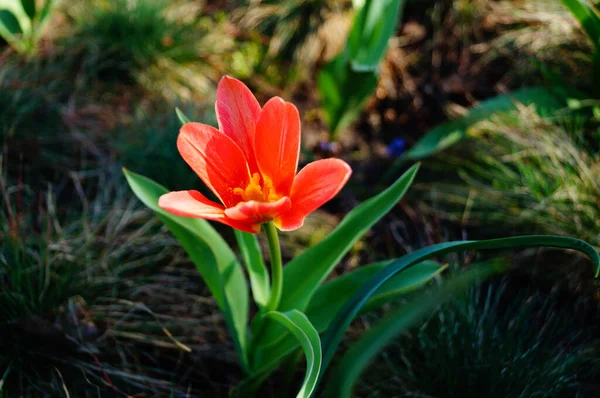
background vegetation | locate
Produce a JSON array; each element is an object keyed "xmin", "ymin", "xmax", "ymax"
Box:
[{"xmin": 1, "ymin": 0, "xmax": 599, "ymax": 396}]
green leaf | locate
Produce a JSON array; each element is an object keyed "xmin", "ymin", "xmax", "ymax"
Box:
[
  {"xmin": 0, "ymin": 9, "xmax": 22, "ymax": 36},
  {"xmin": 252, "ymin": 164, "xmax": 419, "ymax": 356},
  {"xmin": 176, "ymin": 107, "xmax": 191, "ymax": 124},
  {"xmin": 382, "ymin": 86, "xmax": 578, "ymax": 183},
  {"xmin": 235, "ymin": 230, "xmax": 270, "ymax": 309},
  {"xmin": 283, "ymin": 164, "xmax": 419, "ymax": 312},
  {"xmin": 20, "ymin": 0, "xmax": 35, "ymax": 20},
  {"xmin": 317, "ymin": 56, "xmax": 378, "ymax": 136},
  {"xmin": 123, "ymin": 168, "xmax": 250, "ymax": 370},
  {"xmin": 265, "ymin": 310, "xmax": 322, "ymax": 398},
  {"xmin": 347, "ymin": 0, "xmax": 404, "ymax": 71},
  {"xmin": 34, "ymin": 0, "xmax": 56, "ymax": 39},
  {"xmin": 317, "ymin": 0, "xmax": 403, "ymax": 135},
  {"xmin": 561, "ymin": 0, "xmax": 600, "ymax": 50},
  {"xmin": 319, "ymin": 235, "xmax": 599, "ymax": 378},
  {"xmin": 306, "ymin": 260, "xmax": 445, "ymax": 331},
  {"xmin": 407, "ymin": 87, "xmax": 570, "ymax": 161},
  {"xmin": 325, "ymin": 260, "xmax": 503, "ymax": 398},
  {"xmin": 250, "ymin": 260, "xmax": 445, "ymax": 373}
]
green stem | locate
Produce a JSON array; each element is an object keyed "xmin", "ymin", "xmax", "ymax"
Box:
[{"xmin": 264, "ymin": 222, "xmax": 283, "ymax": 312}]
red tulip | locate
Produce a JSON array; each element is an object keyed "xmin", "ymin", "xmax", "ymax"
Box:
[{"xmin": 159, "ymin": 76, "xmax": 352, "ymax": 233}]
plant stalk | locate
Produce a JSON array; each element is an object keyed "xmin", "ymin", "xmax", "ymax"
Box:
[{"xmin": 264, "ymin": 222, "xmax": 283, "ymax": 312}]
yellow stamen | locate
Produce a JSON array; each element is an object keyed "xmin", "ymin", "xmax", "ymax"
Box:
[
  {"xmin": 233, "ymin": 173, "xmax": 281, "ymax": 203},
  {"xmin": 262, "ymin": 175, "xmax": 280, "ymax": 202},
  {"xmin": 233, "ymin": 173, "xmax": 266, "ymax": 202}
]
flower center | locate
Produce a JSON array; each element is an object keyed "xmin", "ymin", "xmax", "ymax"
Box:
[{"xmin": 233, "ymin": 173, "xmax": 279, "ymax": 203}]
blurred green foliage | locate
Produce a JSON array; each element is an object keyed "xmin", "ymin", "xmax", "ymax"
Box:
[
  {"xmin": 68, "ymin": 0, "xmax": 233, "ymax": 98},
  {"xmin": 0, "ymin": 0, "xmax": 56, "ymax": 55},
  {"xmin": 0, "ymin": 0, "xmax": 599, "ymax": 396},
  {"xmin": 318, "ymin": 0, "xmax": 403, "ymax": 137}
]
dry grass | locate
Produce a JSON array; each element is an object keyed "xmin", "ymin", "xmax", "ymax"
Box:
[
  {"xmin": 419, "ymin": 105, "xmax": 600, "ymax": 249},
  {"xmin": 0, "ymin": 165, "xmax": 238, "ymax": 396}
]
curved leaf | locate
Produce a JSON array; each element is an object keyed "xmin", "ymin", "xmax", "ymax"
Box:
[
  {"xmin": 265, "ymin": 310, "xmax": 322, "ymax": 398},
  {"xmin": 382, "ymin": 87, "xmax": 578, "ymax": 183},
  {"xmin": 306, "ymin": 260, "xmax": 446, "ymax": 331},
  {"xmin": 21, "ymin": 0, "xmax": 35, "ymax": 20},
  {"xmin": 281, "ymin": 163, "xmax": 420, "ymax": 312},
  {"xmin": 251, "ymin": 261, "xmax": 444, "ymax": 375},
  {"xmin": 235, "ymin": 230, "xmax": 270, "ymax": 309},
  {"xmin": 326, "ymin": 260, "xmax": 503, "ymax": 398},
  {"xmin": 0, "ymin": 9, "xmax": 22, "ymax": 36},
  {"xmin": 252, "ymin": 164, "xmax": 420, "ymax": 351},
  {"xmin": 561, "ymin": 0, "xmax": 600, "ymax": 49},
  {"xmin": 320, "ymin": 235, "xmax": 599, "ymax": 377},
  {"xmin": 123, "ymin": 168, "xmax": 250, "ymax": 370}
]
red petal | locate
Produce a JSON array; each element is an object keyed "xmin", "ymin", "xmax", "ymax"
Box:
[
  {"xmin": 224, "ymin": 196, "xmax": 292, "ymax": 225},
  {"xmin": 254, "ymin": 97, "xmax": 300, "ymax": 196},
  {"xmin": 276, "ymin": 159, "xmax": 352, "ymax": 231},
  {"xmin": 159, "ymin": 190, "xmax": 259, "ymax": 233},
  {"xmin": 215, "ymin": 76, "xmax": 261, "ymax": 174},
  {"xmin": 178, "ymin": 122, "xmax": 250, "ymax": 207}
]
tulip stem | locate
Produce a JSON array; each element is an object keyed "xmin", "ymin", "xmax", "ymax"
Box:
[{"xmin": 264, "ymin": 222, "xmax": 283, "ymax": 312}]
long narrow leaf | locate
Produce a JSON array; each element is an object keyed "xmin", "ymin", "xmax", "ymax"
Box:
[
  {"xmin": 326, "ymin": 260, "xmax": 503, "ymax": 398},
  {"xmin": 320, "ymin": 235, "xmax": 599, "ymax": 377},
  {"xmin": 347, "ymin": 0, "xmax": 404, "ymax": 71},
  {"xmin": 265, "ymin": 310, "xmax": 322, "ymax": 398},
  {"xmin": 281, "ymin": 164, "xmax": 419, "ymax": 312},
  {"xmin": 561, "ymin": 0, "xmax": 600, "ymax": 49},
  {"xmin": 252, "ymin": 164, "xmax": 419, "ymax": 351},
  {"xmin": 0, "ymin": 9, "xmax": 22, "ymax": 36},
  {"xmin": 123, "ymin": 169, "xmax": 250, "ymax": 370},
  {"xmin": 21, "ymin": 0, "xmax": 35, "ymax": 20},
  {"xmin": 175, "ymin": 107, "xmax": 191, "ymax": 124},
  {"xmin": 251, "ymin": 261, "xmax": 444, "ymax": 374},
  {"xmin": 306, "ymin": 260, "xmax": 445, "ymax": 331},
  {"xmin": 317, "ymin": 56, "xmax": 378, "ymax": 135},
  {"xmin": 34, "ymin": 0, "xmax": 57, "ymax": 40},
  {"xmin": 235, "ymin": 230, "xmax": 270, "ymax": 309},
  {"xmin": 382, "ymin": 87, "xmax": 577, "ymax": 183}
]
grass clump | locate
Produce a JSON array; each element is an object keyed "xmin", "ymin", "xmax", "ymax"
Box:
[
  {"xmin": 419, "ymin": 105, "xmax": 600, "ymax": 250},
  {"xmin": 481, "ymin": 0, "xmax": 593, "ymax": 89},
  {"xmin": 236, "ymin": 0, "xmax": 352, "ymax": 84},
  {"xmin": 358, "ymin": 271, "xmax": 600, "ymax": 398},
  {"xmin": 0, "ymin": 168, "xmax": 234, "ymax": 396},
  {"xmin": 0, "ymin": 57, "xmax": 77, "ymax": 185},
  {"xmin": 68, "ymin": 0, "xmax": 235, "ymax": 99},
  {"xmin": 116, "ymin": 104, "xmax": 215, "ymax": 190}
]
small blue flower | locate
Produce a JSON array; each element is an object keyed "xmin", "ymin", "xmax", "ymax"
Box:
[
  {"xmin": 318, "ymin": 141, "xmax": 340, "ymax": 154},
  {"xmin": 387, "ymin": 137, "xmax": 406, "ymax": 157}
]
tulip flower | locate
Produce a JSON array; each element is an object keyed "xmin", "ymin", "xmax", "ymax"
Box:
[{"xmin": 158, "ymin": 76, "xmax": 352, "ymax": 233}]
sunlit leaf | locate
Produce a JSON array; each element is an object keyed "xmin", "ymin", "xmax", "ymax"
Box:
[
  {"xmin": 561, "ymin": 0, "xmax": 600, "ymax": 49},
  {"xmin": 383, "ymin": 86, "xmax": 578, "ymax": 183},
  {"xmin": 347, "ymin": 0, "xmax": 404, "ymax": 71}
]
